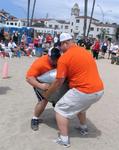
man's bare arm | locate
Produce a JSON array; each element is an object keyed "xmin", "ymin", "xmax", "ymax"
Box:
[{"xmin": 43, "ymin": 78, "xmax": 65, "ymax": 99}]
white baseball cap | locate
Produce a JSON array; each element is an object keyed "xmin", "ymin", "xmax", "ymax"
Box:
[{"xmin": 60, "ymin": 33, "xmax": 72, "ymax": 42}]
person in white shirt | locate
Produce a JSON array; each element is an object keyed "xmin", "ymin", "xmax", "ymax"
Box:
[
  {"xmin": 54, "ymin": 36, "xmax": 58, "ymax": 44},
  {"xmin": 8, "ymin": 39, "xmax": 18, "ymax": 56},
  {"xmin": 108, "ymin": 41, "xmax": 114, "ymax": 59}
]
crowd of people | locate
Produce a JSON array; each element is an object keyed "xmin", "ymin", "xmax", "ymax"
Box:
[
  {"xmin": 77, "ymin": 37, "xmax": 119, "ymax": 64},
  {"xmin": 0, "ymin": 28, "xmax": 60, "ymax": 58},
  {"xmin": 0, "ymin": 27, "xmax": 119, "ymax": 65}
]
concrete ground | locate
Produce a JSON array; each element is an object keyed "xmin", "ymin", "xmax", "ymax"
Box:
[{"xmin": 0, "ymin": 56, "xmax": 119, "ymax": 150}]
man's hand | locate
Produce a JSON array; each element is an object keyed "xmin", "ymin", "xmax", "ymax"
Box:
[
  {"xmin": 39, "ymin": 83, "xmax": 50, "ymax": 91},
  {"xmin": 42, "ymin": 78, "xmax": 65, "ymax": 99}
]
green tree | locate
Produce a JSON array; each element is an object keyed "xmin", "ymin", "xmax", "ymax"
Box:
[
  {"xmin": 116, "ymin": 26, "xmax": 119, "ymax": 41},
  {"xmin": 32, "ymin": 22, "xmax": 46, "ymax": 27}
]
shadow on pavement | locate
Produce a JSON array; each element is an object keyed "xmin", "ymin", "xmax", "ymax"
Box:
[
  {"xmin": 41, "ymin": 108, "xmax": 101, "ymax": 138},
  {"xmin": 0, "ymin": 86, "xmax": 12, "ymax": 95}
]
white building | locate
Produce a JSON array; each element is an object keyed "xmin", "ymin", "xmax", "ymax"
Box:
[
  {"xmin": 32, "ymin": 18, "xmax": 70, "ymax": 35},
  {"xmin": 45, "ymin": 19, "xmax": 69, "ymax": 33},
  {"xmin": 33, "ymin": 3, "xmax": 117, "ymax": 38},
  {"xmin": 4, "ymin": 3, "xmax": 117, "ymax": 39},
  {"xmin": 5, "ymin": 19, "xmax": 26, "ymax": 27},
  {"xmin": 69, "ymin": 3, "xmax": 116, "ymax": 38}
]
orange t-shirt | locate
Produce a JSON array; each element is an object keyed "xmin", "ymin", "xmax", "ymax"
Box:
[
  {"xmin": 26, "ymin": 55, "xmax": 53, "ymax": 78},
  {"xmin": 56, "ymin": 44, "xmax": 104, "ymax": 94}
]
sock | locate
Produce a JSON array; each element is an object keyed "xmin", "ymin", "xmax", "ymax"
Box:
[
  {"xmin": 32, "ymin": 116, "xmax": 39, "ymax": 120},
  {"xmin": 60, "ymin": 135, "xmax": 69, "ymax": 142},
  {"xmin": 80, "ymin": 124, "xmax": 87, "ymax": 129}
]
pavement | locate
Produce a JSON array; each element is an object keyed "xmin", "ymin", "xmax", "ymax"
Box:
[{"xmin": 0, "ymin": 56, "xmax": 119, "ymax": 150}]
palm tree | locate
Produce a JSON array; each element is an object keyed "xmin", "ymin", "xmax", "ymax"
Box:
[
  {"xmin": 83, "ymin": 0, "xmax": 88, "ymax": 38},
  {"xmin": 30, "ymin": 0, "xmax": 37, "ymax": 26},
  {"xmin": 27, "ymin": 0, "xmax": 30, "ymax": 27},
  {"xmin": 87, "ymin": 0, "xmax": 96, "ymax": 37}
]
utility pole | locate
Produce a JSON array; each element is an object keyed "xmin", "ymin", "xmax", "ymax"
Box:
[
  {"xmin": 83, "ymin": 0, "xmax": 88, "ymax": 38},
  {"xmin": 87, "ymin": 0, "xmax": 96, "ymax": 37},
  {"xmin": 27, "ymin": 0, "xmax": 30, "ymax": 27},
  {"xmin": 30, "ymin": 0, "xmax": 36, "ymax": 26}
]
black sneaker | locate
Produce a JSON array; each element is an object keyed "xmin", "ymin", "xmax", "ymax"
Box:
[
  {"xmin": 52, "ymin": 102, "xmax": 56, "ymax": 107},
  {"xmin": 78, "ymin": 127, "xmax": 88, "ymax": 135},
  {"xmin": 31, "ymin": 118, "xmax": 40, "ymax": 131}
]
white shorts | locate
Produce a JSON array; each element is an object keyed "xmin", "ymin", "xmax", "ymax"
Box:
[{"xmin": 54, "ymin": 88, "xmax": 104, "ymax": 119}]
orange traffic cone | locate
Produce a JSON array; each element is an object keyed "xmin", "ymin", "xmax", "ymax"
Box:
[{"xmin": 2, "ymin": 62, "xmax": 9, "ymax": 79}]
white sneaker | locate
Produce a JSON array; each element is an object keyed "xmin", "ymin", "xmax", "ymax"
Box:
[{"xmin": 53, "ymin": 137, "xmax": 70, "ymax": 148}]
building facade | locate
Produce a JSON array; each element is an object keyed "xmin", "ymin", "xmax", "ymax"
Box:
[
  {"xmin": 69, "ymin": 3, "xmax": 116, "ymax": 39},
  {"xmin": 0, "ymin": 4, "xmax": 117, "ymax": 39}
]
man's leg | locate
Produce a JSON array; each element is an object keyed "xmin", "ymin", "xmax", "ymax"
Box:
[
  {"xmin": 31, "ymin": 99, "xmax": 48, "ymax": 131},
  {"xmin": 96, "ymin": 52, "xmax": 99, "ymax": 59},
  {"xmin": 77, "ymin": 112, "xmax": 88, "ymax": 135},
  {"xmin": 77, "ymin": 112, "xmax": 86, "ymax": 125},
  {"xmin": 34, "ymin": 99, "xmax": 48, "ymax": 117},
  {"xmin": 54, "ymin": 112, "xmax": 70, "ymax": 147},
  {"xmin": 56, "ymin": 112, "xmax": 69, "ymax": 136}
]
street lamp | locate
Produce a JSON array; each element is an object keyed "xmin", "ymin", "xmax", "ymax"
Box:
[
  {"xmin": 105, "ymin": 10, "xmax": 112, "ymax": 23},
  {"xmin": 97, "ymin": 4, "xmax": 112, "ymax": 40},
  {"xmin": 97, "ymin": 4, "xmax": 104, "ymax": 23},
  {"xmin": 97, "ymin": 4, "xmax": 105, "ymax": 40},
  {"xmin": 97, "ymin": 4, "xmax": 112, "ymax": 23}
]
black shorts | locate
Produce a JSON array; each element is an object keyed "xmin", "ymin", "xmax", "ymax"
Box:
[{"xmin": 33, "ymin": 87, "xmax": 45, "ymax": 101}]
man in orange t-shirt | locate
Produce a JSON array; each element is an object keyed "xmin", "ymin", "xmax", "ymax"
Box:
[
  {"xmin": 44, "ymin": 33, "xmax": 104, "ymax": 147},
  {"xmin": 26, "ymin": 47, "xmax": 61, "ymax": 131}
]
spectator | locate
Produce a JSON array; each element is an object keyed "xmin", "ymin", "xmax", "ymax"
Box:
[{"xmin": 92, "ymin": 38, "xmax": 100, "ymax": 59}]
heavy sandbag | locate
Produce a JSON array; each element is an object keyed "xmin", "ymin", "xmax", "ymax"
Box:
[{"xmin": 37, "ymin": 69, "xmax": 69, "ymax": 104}]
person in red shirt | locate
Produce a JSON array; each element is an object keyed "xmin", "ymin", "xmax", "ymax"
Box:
[
  {"xmin": 43, "ymin": 33, "xmax": 104, "ymax": 147},
  {"xmin": 92, "ymin": 38, "xmax": 100, "ymax": 59},
  {"xmin": 26, "ymin": 47, "xmax": 61, "ymax": 131},
  {"xmin": 46, "ymin": 34, "xmax": 53, "ymax": 44}
]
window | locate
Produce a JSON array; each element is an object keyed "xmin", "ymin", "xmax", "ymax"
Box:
[
  {"xmin": 76, "ymin": 19, "xmax": 80, "ymax": 23},
  {"xmin": 55, "ymin": 25, "xmax": 58, "ymax": 29},
  {"xmin": 75, "ymin": 26, "xmax": 78, "ymax": 30},
  {"xmin": 71, "ymin": 29, "xmax": 73, "ymax": 33},
  {"xmin": 10, "ymin": 23, "xmax": 13, "ymax": 25},
  {"xmin": 7, "ymin": 22, "xmax": 9, "ymax": 25},
  {"xmin": 15, "ymin": 23, "xmax": 17, "ymax": 26},
  {"xmin": 107, "ymin": 28, "xmax": 110, "ymax": 33},
  {"xmin": 49, "ymin": 25, "xmax": 52, "ymax": 28},
  {"xmin": 65, "ymin": 25, "xmax": 68, "ymax": 29},
  {"xmin": 97, "ymin": 28, "xmax": 99, "ymax": 31},
  {"xmin": 72, "ymin": 22, "xmax": 73, "ymax": 26},
  {"xmin": 61, "ymin": 25, "xmax": 63, "ymax": 29},
  {"xmin": 90, "ymin": 27, "xmax": 94, "ymax": 31}
]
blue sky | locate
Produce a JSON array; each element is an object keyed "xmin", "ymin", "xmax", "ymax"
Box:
[{"xmin": 0, "ymin": 0, "xmax": 119, "ymax": 23}]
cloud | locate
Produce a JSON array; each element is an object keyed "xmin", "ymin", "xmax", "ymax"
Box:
[
  {"xmin": 14, "ymin": 0, "xmax": 78, "ymax": 19},
  {"xmin": 12, "ymin": 0, "xmax": 119, "ymax": 23}
]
